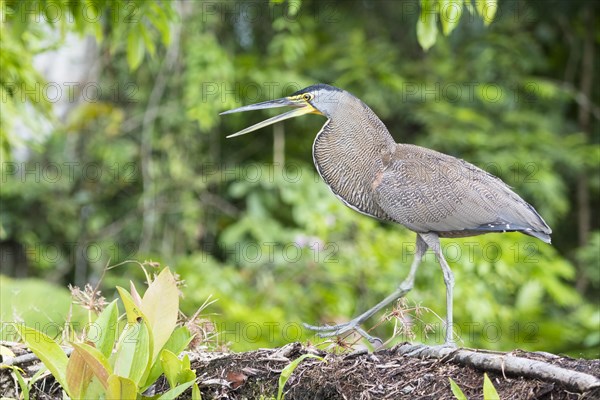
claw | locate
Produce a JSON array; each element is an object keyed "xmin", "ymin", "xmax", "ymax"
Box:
[{"xmin": 303, "ymin": 321, "xmax": 382, "ymax": 345}]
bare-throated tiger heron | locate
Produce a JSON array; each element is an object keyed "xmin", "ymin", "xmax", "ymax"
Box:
[{"xmin": 221, "ymin": 84, "xmax": 552, "ymax": 345}]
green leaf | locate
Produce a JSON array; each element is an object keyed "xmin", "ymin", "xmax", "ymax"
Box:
[
  {"xmin": 71, "ymin": 342, "xmax": 113, "ymax": 390},
  {"xmin": 277, "ymin": 354, "xmax": 325, "ymax": 400},
  {"xmin": 449, "ymin": 378, "xmax": 468, "ymax": 400},
  {"xmin": 476, "ymin": 0, "xmax": 497, "ymax": 26},
  {"xmin": 113, "ymin": 319, "xmax": 152, "ymax": 386},
  {"xmin": 15, "ymin": 324, "xmax": 70, "ymax": 396},
  {"xmin": 106, "ymin": 374, "xmax": 138, "ymax": 400},
  {"xmin": 141, "ymin": 326, "xmax": 193, "ymax": 391},
  {"xmin": 92, "ymin": 299, "xmax": 119, "ymax": 359},
  {"xmin": 148, "ymin": 2, "xmax": 173, "ymax": 46},
  {"xmin": 164, "ymin": 326, "xmax": 194, "ymax": 355},
  {"xmin": 417, "ymin": 0, "xmax": 438, "ymax": 51},
  {"xmin": 161, "ymin": 349, "xmax": 182, "ymax": 389},
  {"xmin": 117, "ymin": 286, "xmax": 146, "ymax": 324},
  {"xmin": 156, "ymin": 380, "xmax": 196, "ymax": 400},
  {"xmin": 483, "ymin": 373, "xmax": 500, "ymax": 399},
  {"xmin": 440, "ymin": 0, "xmax": 463, "ymax": 36},
  {"xmin": 192, "ymin": 382, "xmax": 202, "ymax": 400},
  {"xmin": 127, "ymin": 29, "xmax": 145, "ymax": 71},
  {"xmin": 142, "ymin": 268, "xmax": 180, "ymax": 362},
  {"xmin": 160, "ymin": 350, "xmax": 196, "ymax": 389},
  {"xmin": 140, "ymin": 25, "xmax": 156, "ymax": 58},
  {"xmin": 463, "ymin": 0, "xmax": 475, "ymax": 14},
  {"xmin": 6, "ymin": 366, "xmax": 29, "ymax": 400}
]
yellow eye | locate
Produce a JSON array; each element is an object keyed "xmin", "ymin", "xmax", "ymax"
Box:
[{"xmin": 302, "ymin": 93, "xmax": 312, "ymax": 101}]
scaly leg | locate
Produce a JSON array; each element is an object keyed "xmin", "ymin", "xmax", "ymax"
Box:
[
  {"xmin": 304, "ymin": 234, "xmax": 428, "ymax": 344},
  {"xmin": 420, "ymin": 232, "xmax": 456, "ymax": 346}
]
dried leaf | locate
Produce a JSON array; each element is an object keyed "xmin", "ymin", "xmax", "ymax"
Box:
[
  {"xmin": 71, "ymin": 342, "xmax": 113, "ymax": 389},
  {"xmin": 66, "ymin": 345, "xmax": 94, "ymax": 399},
  {"xmin": 226, "ymin": 371, "xmax": 248, "ymax": 389}
]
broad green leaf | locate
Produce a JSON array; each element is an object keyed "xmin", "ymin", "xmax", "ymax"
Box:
[
  {"xmin": 156, "ymin": 380, "xmax": 196, "ymax": 400},
  {"xmin": 84, "ymin": 377, "xmax": 106, "ymax": 400},
  {"xmin": 164, "ymin": 326, "xmax": 194, "ymax": 355},
  {"xmin": 71, "ymin": 342, "xmax": 113, "ymax": 390},
  {"xmin": 417, "ymin": 0, "xmax": 438, "ymax": 51},
  {"xmin": 439, "ymin": 0, "xmax": 463, "ymax": 36},
  {"xmin": 92, "ymin": 299, "xmax": 119, "ymax": 359},
  {"xmin": 113, "ymin": 319, "xmax": 152, "ymax": 386},
  {"xmin": 127, "ymin": 29, "xmax": 145, "ymax": 71},
  {"xmin": 449, "ymin": 378, "xmax": 467, "ymax": 400},
  {"xmin": 140, "ymin": 24, "xmax": 156, "ymax": 58},
  {"xmin": 66, "ymin": 345, "xmax": 94, "ymax": 399},
  {"xmin": 15, "ymin": 324, "xmax": 69, "ymax": 395},
  {"xmin": 141, "ymin": 268, "xmax": 180, "ymax": 362},
  {"xmin": 106, "ymin": 374, "xmax": 137, "ymax": 400},
  {"xmin": 192, "ymin": 382, "xmax": 202, "ymax": 400},
  {"xmin": 117, "ymin": 286, "xmax": 146, "ymax": 324},
  {"xmin": 161, "ymin": 349, "xmax": 182, "ymax": 389},
  {"xmin": 179, "ymin": 368, "xmax": 197, "ymax": 386},
  {"xmin": 160, "ymin": 350, "xmax": 196, "ymax": 389},
  {"xmin": 483, "ymin": 373, "xmax": 500, "ymax": 399},
  {"xmin": 141, "ymin": 326, "xmax": 193, "ymax": 391},
  {"xmin": 476, "ymin": 0, "xmax": 497, "ymax": 26},
  {"xmin": 277, "ymin": 354, "xmax": 325, "ymax": 400},
  {"xmin": 148, "ymin": 2, "xmax": 173, "ymax": 46}
]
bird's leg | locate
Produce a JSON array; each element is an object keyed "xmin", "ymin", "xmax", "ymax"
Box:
[
  {"xmin": 420, "ymin": 233, "xmax": 456, "ymax": 346},
  {"xmin": 400, "ymin": 234, "xmax": 428, "ymax": 291},
  {"xmin": 303, "ymin": 234, "xmax": 428, "ymax": 344}
]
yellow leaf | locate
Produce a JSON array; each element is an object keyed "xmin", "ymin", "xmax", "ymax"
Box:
[
  {"xmin": 142, "ymin": 268, "xmax": 180, "ymax": 362},
  {"xmin": 106, "ymin": 374, "xmax": 137, "ymax": 400},
  {"xmin": 117, "ymin": 286, "xmax": 145, "ymax": 324}
]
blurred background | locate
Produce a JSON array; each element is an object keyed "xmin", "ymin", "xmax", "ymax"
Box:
[{"xmin": 1, "ymin": 0, "xmax": 598, "ymax": 357}]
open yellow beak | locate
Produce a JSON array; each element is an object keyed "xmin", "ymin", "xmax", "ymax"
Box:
[{"xmin": 220, "ymin": 97, "xmax": 319, "ymax": 138}]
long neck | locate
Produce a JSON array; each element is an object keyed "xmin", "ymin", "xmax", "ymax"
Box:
[{"xmin": 312, "ymin": 98, "xmax": 396, "ymax": 220}]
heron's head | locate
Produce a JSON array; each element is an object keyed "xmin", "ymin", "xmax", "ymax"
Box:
[{"xmin": 220, "ymin": 84, "xmax": 344, "ymax": 138}]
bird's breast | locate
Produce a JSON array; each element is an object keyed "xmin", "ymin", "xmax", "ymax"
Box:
[{"xmin": 312, "ymin": 118, "xmax": 396, "ymax": 221}]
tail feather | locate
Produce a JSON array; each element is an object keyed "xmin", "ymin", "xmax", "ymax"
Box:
[{"xmin": 523, "ymin": 229, "xmax": 551, "ymax": 244}]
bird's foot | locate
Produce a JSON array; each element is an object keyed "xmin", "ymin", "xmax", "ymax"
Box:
[
  {"xmin": 403, "ymin": 342, "xmax": 458, "ymax": 357},
  {"xmin": 303, "ymin": 320, "xmax": 382, "ymax": 347},
  {"xmin": 444, "ymin": 338, "xmax": 458, "ymax": 347},
  {"xmin": 432, "ymin": 341, "xmax": 458, "ymax": 350}
]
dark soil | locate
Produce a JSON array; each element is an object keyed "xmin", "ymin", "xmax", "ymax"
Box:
[
  {"xmin": 187, "ymin": 343, "xmax": 600, "ymax": 400},
  {"xmin": 2, "ymin": 342, "xmax": 599, "ymax": 399}
]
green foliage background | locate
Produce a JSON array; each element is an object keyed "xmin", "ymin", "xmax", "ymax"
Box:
[{"xmin": 1, "ymin": 0, "xmax": 598, "ymax": 357}]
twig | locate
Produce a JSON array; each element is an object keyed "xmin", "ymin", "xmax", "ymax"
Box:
[
  {"xmin": 1, "ymin": 348, "xmax": 73, "ymax": 368},
  {"xmin": 395, "ymin": 343, "xmax": 600, "ymax": 393}
]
